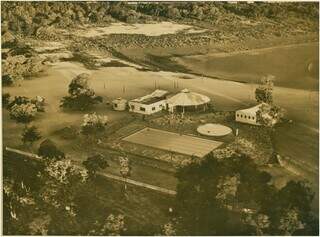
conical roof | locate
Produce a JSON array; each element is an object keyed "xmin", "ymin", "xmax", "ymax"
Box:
[{"xmin": 167, "ymin": 89, "xmax": 210, "ymax": 107}]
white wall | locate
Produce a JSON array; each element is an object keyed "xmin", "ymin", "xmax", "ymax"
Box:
[
  {"xmin": 235, "ymin": 111, "xmax": 259, "ymax": 125},
  {"xmin": 128, "ymin": 99, "xmax": 167, "ymax": 115}
]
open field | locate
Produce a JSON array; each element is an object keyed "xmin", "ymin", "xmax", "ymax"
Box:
[
  {"xmin": 123, "ymin": 127, "xmax": 223, "ymax": 157},
  {"xmin": 3, "ymin": 47, "xmax": 318, "ymax": 167},
  {"xmin": 73, "ymin": 22, "xmax": 207, "ymax": 37},
  {"xmin": 2, "ymin": 34, "xmax": 318, "ymax": 217},
  {"xmin": 174, "ymin": 42, "xmax": 319, "ymax": 90}
]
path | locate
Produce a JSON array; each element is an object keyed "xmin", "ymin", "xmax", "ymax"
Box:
[{"xmin": 4, "ymin": 147, "xmax": 177, "ymax": 196}]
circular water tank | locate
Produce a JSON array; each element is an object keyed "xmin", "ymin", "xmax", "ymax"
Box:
[{"xmin": 197, "ymin": 123, "xmax": 232, "ymax": 137}]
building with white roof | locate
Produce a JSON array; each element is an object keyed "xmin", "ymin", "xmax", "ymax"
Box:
[
  {"xmin": 166, "ymin": 89, "xmax": 211, "ymax": 114},
  {"xmin": 128, "ymin": 89, "xmax": 169, "ymax": 115},
  {"xmin": 236, "ymin": 103, "xmax": 278, "ymax": 126},
  {"xmin": 235, "ymin": 104, "xmax": 261, "ymax": 125}
]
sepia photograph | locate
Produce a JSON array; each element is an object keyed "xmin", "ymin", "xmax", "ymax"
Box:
[{"xmin": 1, "ymin": 0, "xmax": 319, "ymax": 235}]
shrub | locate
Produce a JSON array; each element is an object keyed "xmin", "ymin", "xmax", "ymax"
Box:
[
  {"xmin": 2, "ymin": 93, "xmax": 11, "ymax": 108},
  {"xmin": 82, "ymin": 154, "xmax": 109, "ymax": 176},
  {"xmin": 255, "ymin": 75, "xmax": 274, "ymax": 104},
  {"xmin": 38, "ymin": 139, "xmax": 65, "ymax": 160},
  {"xmin": 21, "ymin": 126, "xmax": 42, "ymax": 145},
  {"xmin": 60, "ymin": 73, "xmax": 103, "ymax": 111},
  {"xmin": 7, "ymin": 96, "xmax": 30, "ymax": 110},
  {"xmin": 9, "ymin": 102, "xmax": 37, "ymax": 124},
  {"xmin": 2, "ymin": 74, "xmax": 14, "ymax": 86},
  {"xmin": 81, "ymin": 113, "xmax": 108, "ymax": 136}
]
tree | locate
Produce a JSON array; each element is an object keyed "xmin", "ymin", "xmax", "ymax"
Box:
[
  {"xmin": 60, "ymin": 73, "xmax": 103, "ymax": 111},
  {"xmin": 38, "ymin": 139, "xmax": 65, "ymax": 160},
  {"xmin": 7, "ymin": 95, "xmax": 45, "ymax": 113},
  {"xmin": 21, "ymin": 125, "xmax": 41, "ymax": 145},
  {"xmin": 255, "ymin": 75, "xmax": 274, "ymax": 104},
  {"xmin": 172, "ymin": 152, "xmax": 317, "ymax": 235},
  {"xmin": 119, "ymin": 155, "xmax": 131, "ymax": 192},
  {"xmin": 167, "ymin": 7, "xmax": 181, "ymax": 19},
  {"xmin": 278, "ymin": 209, "xmax": 304, "ymax": 235},
  {"xmin": 244, "ymin": 213, "xmax": 270, "ymax": 235},
  {"xmin": 3, "ymin": 178, "xmax": 36, "ymax": 235},
  {"xmin": 9, "ymin": 102, "xmax": 37, "ymax": 124},
  {"xmin": 80, "ymin": 112, "xmax": 108, "ymax": 137},
  {"xmin": 38, "ymin": 159, "xmax": 89, "ymax": 235},
  {"xmin": 2, "ymin": 93, "xmax": 11, "ymax": 108},
  {"xmin": 2, "ymin": 30, "xmax": 16, "ymax": 48},
  {"xmin": 256, "ymin": 103, "xmax": 285, "ymax": 127},
  {"xmin": 103, "ymin": 214, "xmax": 126, "ymax": 235},
  {"xmin": 82, "ymin": 154, "xmax": 109, "ymax": 177},
  {"xmin": 162, "ymin": 222, "xmax": 176, "ymax": 236},
  {"xmin": 2, "ymin": 74, "xmax": 14, "ymax": 86},
  {"xmin": 7, "ymin": 96, "xmax": 30, "ymax": 110},
  {"xmin": 31, "ymin": 96, "xmax": 46, "ymax": 112}
]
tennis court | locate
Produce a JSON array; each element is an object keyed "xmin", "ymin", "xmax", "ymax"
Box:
[{"xmin": 123, "ymin": 127, "xmax": 223, "ymax": 157}]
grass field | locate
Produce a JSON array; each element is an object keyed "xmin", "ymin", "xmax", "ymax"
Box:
[
  {"xmin": 3, "ymin": 39, "xmax": 318, "ymax": 215},
  {"xmin": 174, "ymin": 42, "xmax": 319, "ymax": 90},
  {"xmin": 123, "ymin": 127, "xmax": 223, "ymax": 157}
]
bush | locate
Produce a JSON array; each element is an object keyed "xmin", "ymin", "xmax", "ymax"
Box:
[
  {"xmin": 21, "ymin": 126, "xmax": 41, "ymax": 145},
  {"xmin": 60, "ymin": 73, "xmax": 103, "ymax": 111},
  {"xmin": 38, "ymin": 139, "xmax": 65, "ymax": 160},
  {"xmin": 2, "ymin": 93, "xmax": 11, "ymax": 108},
  {"xmin": 9, "ymin": 102, "xmax": 37, "ymax": 124},
  {"xmin": 82, "ymin": 154, "xmax": 109, "ymax": 176},
  {"xmin": 7, "ymin": 96, "xmax": 30, "ymax": 110},
  {"xmin": 2, "ymin": 74, "xmax": 14, "ymax": 86},
  {"xmin": 7, "ymin": 95, "xmax": 45, "ymax": 112},
  {"xmin": 81, "ymin": 113, "xmax": 108, "ymax": 136}
]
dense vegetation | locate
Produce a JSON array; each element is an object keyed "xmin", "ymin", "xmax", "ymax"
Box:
[
  {"xmin": 1, "ymin": 1, "xmax": 318, "ymax": 38},
  {"xmin": 2, "ymin": 2, "xmax": 318, "ymax": 28},
  {"xmin": 171, "ymin": 152, "xmax": 318, "ymax": 235}
]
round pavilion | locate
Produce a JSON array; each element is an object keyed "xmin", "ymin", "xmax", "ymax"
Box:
[{"xmin": 166, "ymin": 89, "xmax": 211, "ymax": 114}]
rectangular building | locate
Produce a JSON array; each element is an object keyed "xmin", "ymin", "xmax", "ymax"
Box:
[{"xmin": 128, "ymin": 90, "xmax": 169, "ymax": 115}]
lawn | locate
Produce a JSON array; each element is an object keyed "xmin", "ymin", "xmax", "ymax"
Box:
[{"xmin": 3, "ymin": 42, "xmax": 318, "ymax": 215}]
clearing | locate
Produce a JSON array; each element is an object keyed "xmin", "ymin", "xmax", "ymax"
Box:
[
  {"xmin": 173, "ymin": 42, "xmax": 319, "ymax": 90},
  {"xmin": 73, "ymin": 22, "xmax": 207, "ymax": 37}
]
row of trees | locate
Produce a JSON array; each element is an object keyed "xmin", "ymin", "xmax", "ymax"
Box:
[
  {"xmin": 2, "ymin": 94, "xmax": 45, "ymax": 146},
  {"xmin": 168, "ymin": 151, "xmax": 318, "ymax": 235},
  {"xmin": 2, "ymin": 1, "xmax": 318, "ymax": 37},
  {"xmin": 4, "ymin": 133, "xmax": 132, "ymax": 235},
  {"xmin": 2, "ymin": 38, "xmax": 45, "ymax": 87},
  {"xmin": 137, "ymin": 2, "xmax": 318, "ymax": 21},
  {"xmin": 3, "ymin": 72, "xmax": 105, "ymax": 148}
]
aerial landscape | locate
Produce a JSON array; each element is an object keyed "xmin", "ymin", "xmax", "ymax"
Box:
[{"xmin": 1, "ymin": 1, "xmax": 319, "ymax": 235}]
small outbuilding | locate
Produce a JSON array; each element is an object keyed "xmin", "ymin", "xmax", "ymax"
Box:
[
  {"xmin": 128, "ymin": 89, "xmax": 169, "ymax": 115},
  {"xmin": 166, "ymin": 89, "xmax": 211, "ymax": 114},
  {"xmin": 235, "ymin": 104, "xmax": 261, "ymax": 125},
  {"xmin": 112, "ymin": 97, "xmax": 127, "ymax": 111}
]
